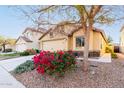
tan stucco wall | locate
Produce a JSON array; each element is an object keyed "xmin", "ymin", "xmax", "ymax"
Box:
[
  {"xmin": 93, "ymin": 32, "xmax": 107, "ymax": 55},
  {"xmin": 39, "ymin": 28, "xmax": 107, "ymax": 55},
  {"xmin": 68, "ymin": 36, "xmax": 73, "ymax": 50},
  {"xmin": 93, "ymin": 32, "xmax": 101, "ymax": 51},
  {"xmin": 71, "ymin": 29, "xmax": 107, "ymax": 54},
  {"xmin": 72, "ymin": 29, "xmax": 94, "ymax": 51},
  {"xmin": 100, "ymin": 33, "xmax": 107, "ymax": 55}
]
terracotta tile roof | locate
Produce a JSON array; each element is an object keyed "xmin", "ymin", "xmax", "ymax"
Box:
[
  {"xmin": 16, "ymin": 36, "xmax": 33, "ymax": 43},
  {"xmin": 22, "ymin": 27, "xmax": 46, "ymax": 34},
  {"xmin": 39, "ymin": 21, "xmax": 107, "ymax": 43},
  {"xmin": 39, "ymin": 22, "xmax": 81, "ymax": 40}
]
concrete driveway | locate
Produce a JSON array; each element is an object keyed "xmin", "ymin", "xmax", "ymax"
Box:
[
  {"xmin": 0, "ymin": 66, "xmax": 25, "ymax": 88},
  {"xmin": 0, "ymin": 55, "xmax": 34, "ymax": 71},
  {"xmin": 0, "ymin": 55, "xmax": 34, "ymax": 88}
]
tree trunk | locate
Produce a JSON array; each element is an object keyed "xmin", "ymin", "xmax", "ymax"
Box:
[
  {"xmin": 83, "ymin": 25, "xmax": 90, "ymax": 72},
  {"xmin": 3, "ymin": 44, "xmax": 6, "ymax": 52},
  {"xmin": 82, "ymin": 18, "xmax": 93, "ymax": 72}
]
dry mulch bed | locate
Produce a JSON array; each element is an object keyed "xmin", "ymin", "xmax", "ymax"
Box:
[{"xmin": 12, "ymin": 58, "xmax": 124, "ymax": 88}]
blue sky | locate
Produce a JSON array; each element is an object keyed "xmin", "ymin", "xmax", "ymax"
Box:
[
  {"xmin": 0, "ymin": 6, "xmax": 123, "ymax": 43},
  {"xmin": 0, "ymin": 6, "xmax": 32, "ymax": 39}
]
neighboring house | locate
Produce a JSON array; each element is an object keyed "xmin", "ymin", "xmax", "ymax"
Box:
[
  {"xmin": 120, "ymin": 26, "xmax": 124, "ymax": 53},
  {"xmin": 5, "ymin": 44, "xmax": 15, "ymax": 51},
  {"xmin": 1, "ymin": 39, "xmax": 16, "ymax": 52},
  {"xmin": 15, "ymin": 27, "xmax": 46, "ymax": 52},
  {"xmin": 39, "ymin": 22, "xmax": 108, "ymax": 56}
]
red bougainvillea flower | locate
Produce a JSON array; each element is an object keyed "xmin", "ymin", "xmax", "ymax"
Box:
[
  {"xmin": 47, "ymin": 62, "xmax": 51, "ymax": 67},
  {"xmin": 66, "ymin": 62, "xmax": 70, "ymax": 65},
  {"xmin": 40, "ymin": 56, "xmax": 52, "ymax": 67},
  {"xmin": 50, "ymin": 54, "xmax": 54, "ymax": 60},
  {"xmin": 40, "ymin": 56, "xmax": 49, "ymax": 65},
  {"xmin": 58, "ymin": 59, "xmax": 63, "ymax": 63},
  {"xmin": 36, "ymin": 66, "xmax": 45, "ymax": 75},
  {"xmin": 33, "ymin": 50, "xmax": 76, "ymax": 76},
  {"xmin": 33, "ymin": 55, "xmax": 40, "ymax": 64},
  {"xmin": 46, "ymin": 51, "xmax": 50, "ymax": 54},
  {"xmin": 40, "ymin": 67, "xmax": 45, "ymax": 75},
  {"xmin": 57, "ymin": 50, "xmax": 64, "ymax": 56},
  {"xmin": 40, "ymin": 51, "xmax": 45, "ymax": 56}
]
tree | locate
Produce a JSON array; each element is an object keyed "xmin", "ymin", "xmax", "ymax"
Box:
[
  {"xmin": 73, "ymin": 5, "xmax": 102, "ymax": 71},
  {"xmin": 14, "ymin": 5, "xmax": 124, "ymax": 72},
  {"xmin": 0, "ymin": 36, "xmax": 16, "ymax": 52},
  {"xmin": 107, "ymin": 35, "xmax": 113, "ymax": 43}
]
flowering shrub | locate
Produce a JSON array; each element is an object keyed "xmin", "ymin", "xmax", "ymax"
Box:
[
  {"xmin": 26, "ymin": 49, "xmax": 37, "ymax": 55},
  {"xmin": 20, "ymin": 49, "xmax": 37, "ymax": 56},
  {"xmin": 33, "ymin": 50, "xmax": 77, "ymax": 77}
]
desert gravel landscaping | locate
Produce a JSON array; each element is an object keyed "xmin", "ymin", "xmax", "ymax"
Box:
[{"xmin": 11, "ymin": 53, "xmax": 124, "ymax": 88}]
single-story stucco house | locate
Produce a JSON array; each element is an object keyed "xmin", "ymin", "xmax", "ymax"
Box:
[
  {"xmin": 39, "ymin": 22, "xmax": 108, "ymax": 56},
  {"xmin": 15, "ymin": 27, "xmax": 46, "ymax": 52},
  {"xmin": 120, "ymin": 25, "xmax": 124, "ymax": 53}
]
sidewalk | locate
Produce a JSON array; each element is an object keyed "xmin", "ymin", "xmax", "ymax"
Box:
[{"xmin": 0, "ymin": 66, "xmax": 25, "ymax": 88}]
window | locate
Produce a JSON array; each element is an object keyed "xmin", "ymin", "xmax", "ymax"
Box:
[
  {"xmin": 49, "ymin": 32, "xmax": 53, "ymax": 38},
  {"xmin": 76, "ymin": 36, "xmax": 85, "ymax": 47},
  {"xmin": 27, "ymin": 32, "xmax": 32, "ymax": 40}
]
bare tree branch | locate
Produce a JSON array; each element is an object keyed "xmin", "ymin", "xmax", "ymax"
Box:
[{"xmin": 37, "ymin": 5, "xmax": 55, "ymax": 13}]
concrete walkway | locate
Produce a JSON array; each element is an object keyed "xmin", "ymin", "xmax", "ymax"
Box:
[
  {"xmin": 97, "ymin": 53, "xmax": 111, "ymax": 63},
  {"xmin": 116, "ymin": 53, "xmax": 124, "ymax": 59},
  {"xmin": 0, "ymin": 55, "xmax": 34, "ymax": 88},
  {"xmin": 77, "ymin": 53, "xmax": 111, "ymax": 63}
]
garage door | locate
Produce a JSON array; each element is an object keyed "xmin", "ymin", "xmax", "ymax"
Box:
[{"xmin": 42, "ymin": 39, "xmax": 66, "ymax": 51}]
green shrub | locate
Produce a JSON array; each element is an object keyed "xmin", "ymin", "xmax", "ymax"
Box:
[
  {"xmin": 34, "ymin": 49, "xmax": 40, "ymax": 53},
  {"xmin": 14, "ymin": 60, "xmax": 34, "ymax": 74},
  {"xmin": 111, "ymin": 53, "xmax": 117, "ymax": 58},
  {"xmin": 105, "ymin": 47, "xmax": 112, "ymax": 53},
  {"xmin": 20, "ymin": 51, "xmax": 30, "ymax": 56},
  {"xmin": 19, "ymin": 49, "xmax": 37, "ymax": 56},
  {"xmin": 26, "ymin": 49, "xmax": 37, "ymax": 55}
]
